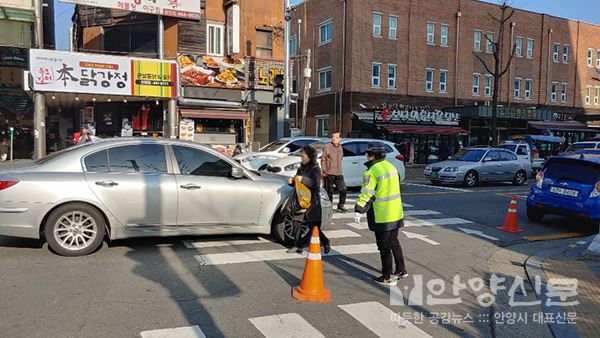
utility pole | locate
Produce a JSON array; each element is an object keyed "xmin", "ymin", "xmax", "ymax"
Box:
[
  {"xmin": 284, "ymin": 0, "xmax": 292, "ymax": 122},
  {"xmin": 33, "ymin": 0, "xmax": 46, "ymax": 160},
  {"xmin": 302, "ymin": 49, "xmax": 311, "ymax": 135}
]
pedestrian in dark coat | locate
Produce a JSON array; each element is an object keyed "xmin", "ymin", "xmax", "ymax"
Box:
[{"xmin": 287, "ymin": 145, "xmax": 331, "ymax": 254}]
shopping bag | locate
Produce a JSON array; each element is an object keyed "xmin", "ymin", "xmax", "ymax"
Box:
[{"xmin": 294, "ymin": 178, "xmax": 312, "ymax": 209}]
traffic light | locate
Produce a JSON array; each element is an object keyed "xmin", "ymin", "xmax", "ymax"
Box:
[{"xmin": 273, "ymin": 74, "xmax": 284, "ymax": 105}]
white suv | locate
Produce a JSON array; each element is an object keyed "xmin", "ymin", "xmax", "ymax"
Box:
[
  {"xmin": 263, "ymin": 139, "xmax": 406, "ymax": 187},
  {"xmin": 234, "ymin": 137, "xmax": 323, "ymax": 170}
]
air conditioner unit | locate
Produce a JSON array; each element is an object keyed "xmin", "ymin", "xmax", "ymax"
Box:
[{"xmin": 484, "ymin": 101, "xmax": 491, "ymax": 106}]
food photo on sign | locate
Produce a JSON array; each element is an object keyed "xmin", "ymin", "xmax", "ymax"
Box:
[{"xmin": 177, "ymin": 54, "xmax": 245, "ymax": 89}]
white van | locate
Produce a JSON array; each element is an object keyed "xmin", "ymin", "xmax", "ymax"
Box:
[
  {"xmin": 565, "ymin": 141, "xmax": 600, "ymax": 152},
  {"xmin": 500, "ymin": 141, "xmax": 544, "ymax": 172}
]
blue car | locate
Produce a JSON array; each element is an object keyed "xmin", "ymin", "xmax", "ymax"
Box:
[{"xmin": 527, "ymin": 152, "xmax": 600, "ymax": 226}]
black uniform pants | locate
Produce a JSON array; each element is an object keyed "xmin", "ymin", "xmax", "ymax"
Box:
[
  {"xmin": 325, "ymin": 175, "xmax": 347, "ymax": 208},
  {"xmin": 374, "ymin": 229, "xmax": 406, "ymax": 279},
  {"xmin": 294, "ymin": 222, "xmax": 330, "ymax": 248}
]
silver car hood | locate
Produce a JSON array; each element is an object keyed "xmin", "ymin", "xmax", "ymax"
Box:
[{"xmin": 251, "ymin": 171, "xmax": 290, "ymax": 184}]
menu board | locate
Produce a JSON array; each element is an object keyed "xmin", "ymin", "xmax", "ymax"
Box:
[
  {"xmin": 177, "ymin": 54, "xmax": 246, "ymax": 89},
  {"xmin": 179, "ymin": 119, "xmax": 195, "ymax": 141}
]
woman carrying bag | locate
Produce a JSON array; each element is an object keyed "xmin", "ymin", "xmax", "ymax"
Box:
[{"xmin": 287, "ymin": 145, "xmax": 331, "ymax": 254}]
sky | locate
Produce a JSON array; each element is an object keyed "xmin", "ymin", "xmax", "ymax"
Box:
[{"xmin": 53, "ymin": 0, "xmax": 600, "ymax": 51}]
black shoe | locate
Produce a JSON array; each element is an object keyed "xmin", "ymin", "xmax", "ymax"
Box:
[
  {"xmin": 337, "ymin": 206, "xmax": 347, "ymax": 212},
  {"xmin": 286, "ymin": 247, "xmax": 301, "ymax": 254},
  {"xmin": 373, "ymin": 276, "xmax": 397, "ymax": 286},
  {"xmin": 392, "ymin": 270, "xmax": 409, "ymax": 279},
  {"xmin": 324, "ymin": 244, "xmax": 331, "ymax": 254}
]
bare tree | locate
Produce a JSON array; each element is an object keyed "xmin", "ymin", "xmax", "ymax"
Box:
[{"xmin": 473, "ymin": 1, "xmax": 516, "ymax": 147}]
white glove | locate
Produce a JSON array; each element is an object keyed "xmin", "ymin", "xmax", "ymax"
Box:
[{"xmin": 353, "ymin": 212, "xmax": 362, "ymax": 224}]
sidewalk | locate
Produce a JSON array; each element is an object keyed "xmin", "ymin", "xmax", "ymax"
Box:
[
  {"xmin": 0, "ymin": 159, "xmax": 34, "ymax": 170},
  {"xmin": 526, "ymin": 235, "xmax": 600, "ymax": 337}
]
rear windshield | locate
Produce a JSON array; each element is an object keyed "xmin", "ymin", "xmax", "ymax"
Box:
[
  {"xmin": 259, "ymin": 140, "xmax": 287, "ymax": 152},
  {"xmin": 500, "ymin": 145, "xmax": 517, "ymax": 153},
  {"xmin": 544, "ymin": 159, "xmax": 600, "ymax": 184},
  {"xmin": 35, "ymin": 143, "xmax": 94, "ymax": 165},
  {"xmin": 566, "ymin": 143, "xmax": 598, "ymax": 152}
]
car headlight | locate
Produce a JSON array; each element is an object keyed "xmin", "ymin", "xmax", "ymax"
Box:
[
  {"xmin": 425, "ymin": 166, "xmax": 431, "ymax": 171},
  {"xmin": 284, "ymin": 163, "xmax": 301, "ymax": 171},
  {"xmin": 241, "ymin": 157, "xmax": 253, "ymax": 162},
  {"xmin": 444, "ymin": 167, "xmax": 459, "ymax": 172},
  {"xmin": 590, "ymin": 181, "xmax": 600, "ymax": 198}
]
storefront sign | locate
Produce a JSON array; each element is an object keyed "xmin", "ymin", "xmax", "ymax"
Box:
[
  {"xmin": 179, "ymin": 119, "xmax": 195, "ymax": 141},
  {"xmin": 227, "ymin": 4, "xmax": 240, "ymax": 54},
  {"xmin": 177, "ymin": 54, "xmax": 246, "ymax": 89},
  {"xmin": 247, "ymin": 58, "xmax": 286, "ymax": 90},
  {"xmin": 60, "ymin": 0, "xmax": 201, "ymax": 20},
  {"xmin": 30, "ymin": 49, "xmax": 177, "ymax": 98},
  {"xmin": 0, "ymin": 46, "xmax": 28, "ymax": 68},
  {"xmin": 358, "ymin": 104, "xmax": 460, "ymax": 126}
]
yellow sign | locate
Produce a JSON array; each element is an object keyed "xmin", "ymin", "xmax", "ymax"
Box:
[{"xmin": 131, "ymin": 59, "xmax": 177, "ymax": 98}]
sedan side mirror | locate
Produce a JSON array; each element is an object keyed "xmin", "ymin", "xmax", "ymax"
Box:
[
  {"xmin": 231, "ymin": 167, "xmax": 245, "ymax": 179},
  {"xmin": 282, "ymin": 147, "xmax": 291, "ymax": 154}
]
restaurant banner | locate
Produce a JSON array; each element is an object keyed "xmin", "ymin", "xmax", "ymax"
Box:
[
  {"xmin": 60, "ymin": 0, "xmax": 201, "ymax": 20},
  {"xmin": 246, "ymin": 58, "xmax": 285, "ymax": 91},
  {"xmin": 177, "ymin": 54, "xmax": 246, "ymax": 89},
  {"xmin": 356, "ymin": 104, "xmax": 460, "ymax": 126},
  {"xmin": 30, "ymin": 49, "xmax": 177, "ymax": 98}
]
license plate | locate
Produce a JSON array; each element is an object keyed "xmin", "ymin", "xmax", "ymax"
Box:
[
  {"xmin": 550, "ymin": 186, "xmax": 579, "ymax": 197},
  {"xmin": 431, "ymin": 172, "xmax": 439, "ymax": 178}
]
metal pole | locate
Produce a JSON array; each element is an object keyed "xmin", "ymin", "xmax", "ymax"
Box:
[
  {"xmin": 296, "ymin": 18, "xmax": 302, "ymax": 128},
  {"xmin": 284, "ymin": 0, "xmax": 291, "ymax": 120},
  {"xmin": 302, "ymin": 49, "xmax": 311, "ymax": 135},
  {"xmin": 158, "ymin": 15, "xmax": 164, "ymax": 59},
  {"xmin": 9, "ymin": 127, "xmax": 14, "ymax": 163},
  {"xmin": 33, "ymin": 0, "xmax": 46, "ymax": 159}
]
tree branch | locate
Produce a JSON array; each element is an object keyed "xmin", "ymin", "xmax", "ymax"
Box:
[
  {"xmin": 473, "ymin": 52, "xmax": 494, "ymax": 75},
  {"xmin": 499, "ymin": 44, "xmax": 517, "ymax": 77},
  {"xmin": 488, "ymin": 13, "xmax": 501, "ymax": 23},
  {"xmin": 500, "ymin": 8, "xmax": 515, "ymax": 24}
]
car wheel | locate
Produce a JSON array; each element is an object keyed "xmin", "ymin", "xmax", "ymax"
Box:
[
  {"xmin": 513, "ymin": 170, "xmax": 527, "ymax": 186},
  {"xmin": 463, "ymin": 171, "xmax": 478, "ymax": 188},
  {"xmin": 44, "ymin": 203, "xmax": 106, "ymax": 257},
  {"xmin": 431, "ymin": 180, "xmax": 443, "ymax": 186},
  {"xmin": 526, "ymin": 206, "xmax": 545, "ymax": 223},
  {"xmin": 271, "ymin": 212, "xmax": 310, "ymax": 244}
]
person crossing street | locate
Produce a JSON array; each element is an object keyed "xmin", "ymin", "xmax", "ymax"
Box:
[
  {"xmin": 353, "ymin": 143, "xmax": 407, "ymax": 287},
  {"xmin": 321, "ymin": 132, "xmax": 348, "ymax": 212}
]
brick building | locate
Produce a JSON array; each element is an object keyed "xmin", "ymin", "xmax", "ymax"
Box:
[{"xmin": 292, "ymin": 0, "xmax": 600, "ymax": 162}]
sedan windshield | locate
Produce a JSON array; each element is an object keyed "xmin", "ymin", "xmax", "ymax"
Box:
[
  {"xmin": 259, "ymin": 140, "xmax": 288, "ymax": 152},
  {"xmin": 451, "ymin": 149, "xmax": 487, "ymax": 162}
]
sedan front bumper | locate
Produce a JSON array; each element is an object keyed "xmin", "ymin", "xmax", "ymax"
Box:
[{"xmin": 424, "ymin": 170, "xmax": 466, "ymax": 184}]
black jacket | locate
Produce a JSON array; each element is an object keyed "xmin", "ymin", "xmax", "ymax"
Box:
[
  {"xmin": 293, "ymin": 162, "xmax": 322, "ymax": 224},
  {"xmin": 355, "ymin": 158, "xmax": 404, "ymax": 232}
]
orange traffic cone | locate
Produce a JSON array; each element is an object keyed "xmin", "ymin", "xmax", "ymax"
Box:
[
  {"xmin": 292, "ymin": 227, "xmax": 331, "ymax": 303},
  {"xmin": 498, "ymin": 195, "xmax": 523, "ymax": 233}
]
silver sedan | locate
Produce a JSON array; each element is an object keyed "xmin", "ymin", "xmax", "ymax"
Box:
[
  {"xmin": 424, "ymin": 147, "xmax": 533, "ymax": 187},
  {"xmin": 0, "ymin": 139, "xmax": 332, "ymax": 256}
]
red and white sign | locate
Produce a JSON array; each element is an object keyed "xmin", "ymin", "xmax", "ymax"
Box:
[{"xmin": 60, "ymin": 0, "xmax": 201, "ymax": 20}]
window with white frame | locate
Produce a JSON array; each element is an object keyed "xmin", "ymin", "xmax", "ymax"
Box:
[
  {"xmin": 373, "ymin": 13, "xmax": 382, "ymax": 37},
  {"xmin": 472, "ymin": 73, "xmax": 480, "ymax": 96},
  {"xmin": 525, "ymin": 79, "xmax": 532, "ymax": 100},
  {"xmin": 562, "ymin": 45, "xmax": 569, "ymax": 63},
  {"xmin": 372, "ymin": 63, "xmax": 381, "ymax": 87},
  {"xmin": 290, "ymin": 36, "xmax": 297, "ymax": 56},
  {"xmin": 514, "ymin": 78, "xmax": 521, "ymax": 99},
  {"xmin": 474, "ymin": 30, "xmax": 481, "ymax": 51},
  {"xmin": 439, "ymin": 70, "xmax": 447, "ymax": 93},
  {"xmin": 207, "ymin": 22, "xmax": 225, "ymax": 56},
  {"xmin": 595, "ymin": 87, "xmax": 600, "ymax": 105},
  {"xmin": 515, "ymin": 37, "xmax": 523, "ymax": 57},
  {"xmin": 551, "ymin": 82, "xmax": 558, "ymax": 102},
  {"xmin": 389, "ymin": 16, "xmax": 398, "ymax": 39},
  {"xmin": 316, "ymin": 116, "xmax": 330, "ymax": 137},
  {"xmin": 588, "ymin": 49, "xmax": 594, "ymax": 67},
  {"xmin": 256, "ymin": 29, "xmax": 273, "ymax": 58},
  {"xmin": 319, "ymin": 20, "xmax": 333, "ymax": 45},
  {"xmin": 561, "ymin": 83, "xmax": 567, "ymax": 103},
  {"xmin": 440, "ymin": 24, "xmax": 449, "ymax": 46},
  {"xmin": 318, "ymin": 67, "xmax": 332, "ymax": 91},
  {"xmin": 553, "ymin": 43, "xmax": 560, "ymax": 63},
  {"xmin": 597, "ymin": 51, "xmax": 600, "ymax": 68},
  {"xmin": 426, "ymin": 68, "xmax": 434, "ymax": 92},
  {"xmin": 388, "ymin": 64, "xmax": 397, "ymax": 89},
  {"xmin": 585, "ymin": 86, "xmax": 592, "ymax": 105},
  {"xmin": 484, "ymin": 74, "xmax": 492, "ymax": 97},
  {"xmin": 427, "ymin": 22, "xmax": 435, "ymax": 44},
  {"xmin": 526, "ymin": 38, "xmax": 534, "ymax": 58},
  {"xmin": 485, "ymin": 32, "xmax": 494, "ymax": 53}
]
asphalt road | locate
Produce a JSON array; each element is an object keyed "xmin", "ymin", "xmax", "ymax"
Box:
[{"xmin": 0, "ymin": 175, "xmax": 596, "ymax": 338}]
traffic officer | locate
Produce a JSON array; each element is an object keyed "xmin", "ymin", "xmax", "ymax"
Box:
[{"xmin": 353, "ymin": 143, "xmax": 407, "ymax": 286}]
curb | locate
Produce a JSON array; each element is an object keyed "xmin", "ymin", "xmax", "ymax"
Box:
[{"xmin": 524, "ymin": 244, "xmax": 584, "ymax": 338}]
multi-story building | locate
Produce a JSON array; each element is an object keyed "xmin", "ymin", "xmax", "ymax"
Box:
[
  {"xmin": 292, "ymin": 0, "xmax": 600, "ymax": 162},
  {"xmin": 71, "ymin": 0, "xmax": 287, "ymax": 149}
]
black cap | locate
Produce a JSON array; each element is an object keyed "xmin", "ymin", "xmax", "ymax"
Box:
[{"xmin": 366, "ymin": 142, "xmax": 387, "ymax": 156}]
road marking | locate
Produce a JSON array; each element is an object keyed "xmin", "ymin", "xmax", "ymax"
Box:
[
  {"xmin": 183, "ymin": 237, "xmax": 271, "ymax": 248},
  {"xmin": 403, "ymin": 183, "xmax": 472, "ymax": 192},
  {"xmin": 404, "ymin": 217, "xmax": 473, "ymax": 227},
  {"xmin": 404, "ymin": 210, "xmax": 441, "ymax": 216},
  {"xmin": 338, "ymin": 302, "xmax": 433, "ymax": 338},
  {"xmin": 140, "ymin": 326, "xmax": 207, "ymax": 338},
  {"xmin": 249, "ymin": 313, "xmax": 325, "ymax": 338},
  {"xmin": 458, "ymin": 227, "xmax": 499, "ymax": 241},
  {"xmin": 346, "ymin": 222, "xmax": 369, "ymax": 230},
  {"xmin": 326, "ymin": 229, "xmax": 362, "ymax": 238},
  {"xmin": 524, "ymin": 232, "xmax": 587, "ymax": 241},
  {"xmin": 194, "ymin": 244, "xmax": 379, "ymax": 265},
  {"xmin": 333, "ymin": 204, "xmax": 414, "ymax": 219},
  {"xmin": 402, "ymin": 231, "xmax": 440, "ymax": 245}
]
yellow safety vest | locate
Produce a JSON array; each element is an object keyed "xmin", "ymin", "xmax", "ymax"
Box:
[{"xmin": 356, "ymin": 160, "xmax": 403, "ymax": 223}]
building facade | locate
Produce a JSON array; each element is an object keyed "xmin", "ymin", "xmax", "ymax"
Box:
[{"xmin": 291, "ymin": 0, "xmax": 600, "ymax": 161}]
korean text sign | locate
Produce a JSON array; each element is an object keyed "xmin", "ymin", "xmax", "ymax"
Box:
[
  {"xmin": 60, "ymin": 0, "xmax": 201, "ymax": 20},
  {"xmin": 30, "ymin": 49, "xmax": 177, "ymax": 98}
]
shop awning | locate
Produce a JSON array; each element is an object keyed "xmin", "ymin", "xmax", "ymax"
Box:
[
  {"xmin": 180, "ymin": 109, "xmax": 248, "ymax": 120},
  {"xmin": 528, "ymin": 120, "xmax": 590, "ymax": 132},
  {"xmin": 383, "ymin": 125, "xmax": 469, "ymax": 135}
]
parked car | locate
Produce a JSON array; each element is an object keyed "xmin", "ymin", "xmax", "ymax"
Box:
[
  {"xmin": 234, "ymin": 137, "xmax": 323, "ymax": 171},
  {"xmin": 263, "ymin": 139, "xmax": 406, "ymax": 187},
  {"xmin": 424, "ymin": 147, "xmax": 532, "ymax": 187},
  {"xmin": 564, "ymin": 141, "xmax": 600, "ymax": 153},
  {"xmin": 500, "ymin": 141, "xmax": 544, "ymax": 173},
  {"xmin": 0, "ymin": 139, "xmax": 332, "ymax": 256},
  {"xmin": 527, "ymin": 152, "xmax": 600, "ymax": 226}
]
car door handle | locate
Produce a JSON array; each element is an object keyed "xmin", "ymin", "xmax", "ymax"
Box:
[
  {"xmin": 352, "ymin": 161, "xmax": 359, "ymax": 164},
  {"xmin": 95, "ymin": 180, "xmax": 118, "ymax": 187},
  {"xmin": 180, "ymin": 183, "xmax": 201, "ymax": 190}
]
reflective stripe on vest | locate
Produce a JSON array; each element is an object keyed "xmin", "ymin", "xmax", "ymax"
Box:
[{"xmin": 376, "ymin": 193, "xmax": 402, "ymax": 202}]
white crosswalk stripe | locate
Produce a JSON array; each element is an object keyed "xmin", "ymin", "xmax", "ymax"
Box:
[
  {"xmin": 404, "ymin": 209, "xmax": 441, "ymax": 216},
  {"xmin": 339, "ymin": 302, "xmax": 433, "ymax": 338},
  {"xmin": 140, "ymin": 326, "xmax": 207, "ymax": 338},
  {"xmin": 405, "ymin": 217, "xmax": 473, "ymax": 227},
  {"xmin": 403, "ymin": 183, "xmax": 472, "ymax": 192},
  {"xmin": 333, "ymin": 204, "xmax": 414, "ymax": 219},
  {"xmin": 183, "ymin": 237, "xmax": 271, "ymax": 249},
  {"xmin": 250, "ymin": 313, "xmax": 326, "ymax": 338},
  {"xmin": 194, "ymin": 244, "xmax": 378, "ymax": 265}
]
